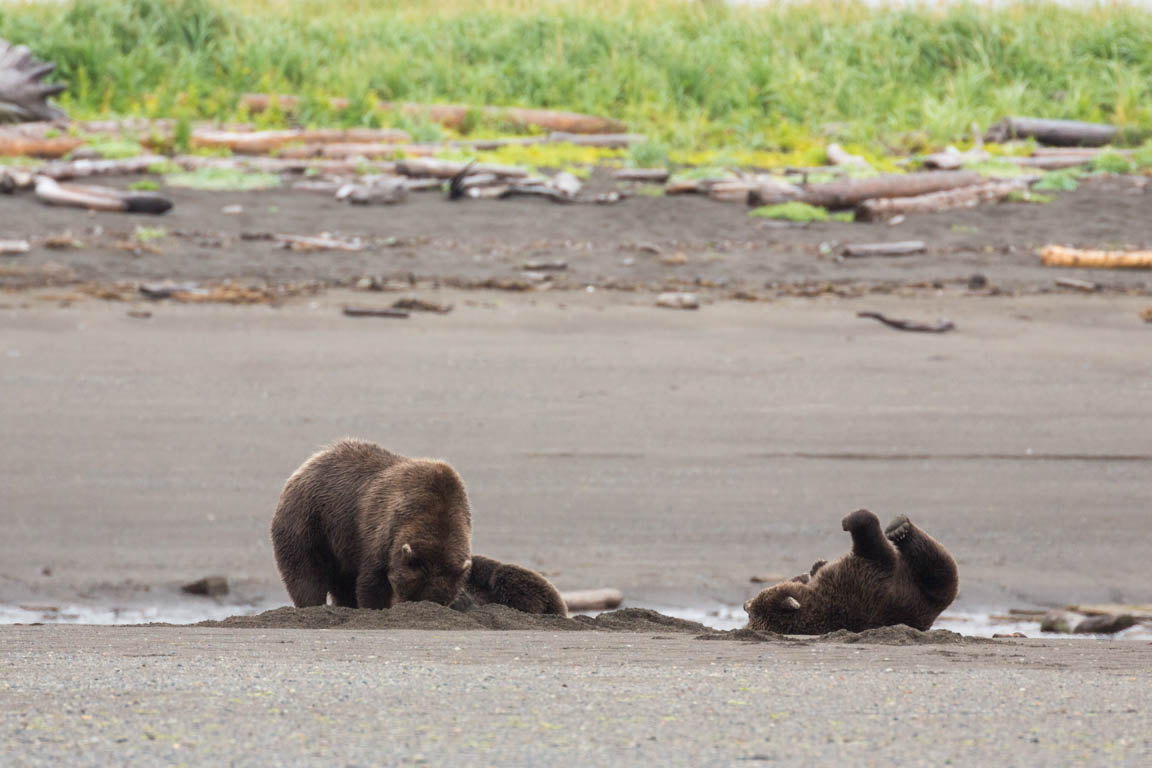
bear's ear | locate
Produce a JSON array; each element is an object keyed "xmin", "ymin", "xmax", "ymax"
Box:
[
  {"xmin": 400, "ymin": 542, "xmax": 413, "ymax": 559},
  {"xmin": 781, "ymin": 596, "xmax": 801, "ymax": 611},
  {"xmin": 743, "ymin": 600, "xmax": 752, "ymax": 613},
  {"xmin": 461, "ymin": 558, "xmax": 472, "ymax": 572}
]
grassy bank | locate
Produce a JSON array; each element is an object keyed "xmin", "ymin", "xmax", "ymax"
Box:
[{"xmin": 3, "ymin": 0, "xmax": 1152, "ymax": 153}]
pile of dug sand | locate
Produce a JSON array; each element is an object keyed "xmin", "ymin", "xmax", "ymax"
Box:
[
  {"xmin": 191, "ymin": 603, "xmax": 984, "ymax": 644},
  {"xmin": 194, "ymin": 604, "xmax": 713, "ymax": 633}
]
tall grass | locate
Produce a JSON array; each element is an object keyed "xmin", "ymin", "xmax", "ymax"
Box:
[{"xmin": 3, "ymin": 0, "xmax": 1152, "ymax": 149}]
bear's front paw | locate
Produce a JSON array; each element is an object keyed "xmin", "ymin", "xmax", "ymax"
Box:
[
  {"xmin": 841, "ymin": 508, "xmax": 878, "ymax": 532},
  {"xmin": 884, "ymin": 515, "xmax": 912, "ymax": 543}
]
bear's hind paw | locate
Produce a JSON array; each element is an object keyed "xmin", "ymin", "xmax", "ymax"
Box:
[{"xmin": 884, "ymin": 515, "xmax": 911, "ymax": 543}]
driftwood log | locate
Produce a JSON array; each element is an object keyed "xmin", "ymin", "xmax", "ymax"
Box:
[
  {"xmin": 1040, "ymin": 245, "xmax": 1152, "ymax": 269},
  {"xmin": 798, "ymin": 172, "xmax": 985, "ymax": 210},
  {"xmin": 612, "ymin": 168, "xmax": 670, "ymax": 183},
  {"xmin": 34, "ymin": 176, "xmax": 172, "ymax": 214},
  {"xmin": 985, "ymin": 117, "xmax": 1144, "ymax": 147},
  {"xmin": 190, "ymin": 128, "xmax": 411, "ymax": 154},
  {"xmin": 239, "ymin": 93, "xmax": 626, "ymax": 134},
  {"xmin": 560, "ymin": 589, "xmax": 625, "ymax": 612},
  {"xmin": 395, "ymin": 157, "xmax": 528, "ymax": 179},
  {"xmin": 857, "ymin": 312, "xmax": 955, "ymax": 333},
  {"xmin": 841, "ymin": 241, "xmax": 927, "ymax": 258},
  {"xmin": 855, "ymin": 180, "xmax": 1026, "ymax": 221},
  {"xmin": 0, "ymin": 133, "xmax": 83, "ymax": 158},
  {"xmin": 0, "ymin": 39, "xmax": 66, "ymax": 122}
]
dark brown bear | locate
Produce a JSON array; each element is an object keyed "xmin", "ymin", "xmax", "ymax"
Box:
[
  {"xmin": 744, "ymin": 509, "xmax": 958, "ymax": 635},
  {"xmin": 271, "ymin": 439, "xmax": 472, "ymax": 609},
  {"xmin": 452, "ymin": 555, "xmax": 567, "ymax": 616}
]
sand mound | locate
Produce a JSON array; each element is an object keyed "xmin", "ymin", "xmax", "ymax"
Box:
[
  {"xmin": 193, "ymin": 603, "xmax": 712, "ymax": 633},
  {"xmin": 697, "ymin": 624, "xmax": 990, "ymax": 645}
]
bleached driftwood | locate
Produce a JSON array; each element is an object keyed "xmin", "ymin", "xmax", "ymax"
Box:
[
  {"xmin": 986, "ymin": 117, "xmax": 1141, "ymax": 147},
  {"xmin": 395, "ymin": 157, "xmax": 529, "ymax": 179},
  {"xmin": 190, "ymin": 128, "xmax": 411, "ymax": 154},
  {"xmin": 34, "ymin": 176, "xmax": 172, "ymax": 214},
  {"xmin": 239, "ymin": 93, "xmax": 627, "ymax": 134},
  {"xmin": 34, "ymin": 155, "xmax": 168, "ymax": 180},
  {"xmin": 841, "ymin": 241, "xmax": 927, "ymax": 258},
  {"xmin": 561, "ymin": 589, "xmax": 624, "ymax": 612},
  {"xmin": 612, "ymin": 168, "xmax": 670, "ymax": 183},
  {"xmin": 826, "ymin": 143, "xmax": 871, "ymax": 169},
  {"xmin": 854, "ymin": 180, "xmax": 1026, "ymax": 221},
  {"xmin": 0, "ymin": 39, "xmax": 66, "ymax": 123},
  {"xmin": 799, "ymin": 171, "xmax": 986, "ymax": 210}
]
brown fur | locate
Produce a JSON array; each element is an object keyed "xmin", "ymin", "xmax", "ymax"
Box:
[
  {"xmin": 452, "ymin": 555, "xmax": 567, "ymax": 616},
  {"xmin": 744, "ymin": 510, "xmax": 958, "ymax": 634},
  {"xmin": 271, "ymin": 439, "xmax": 472, "ymax": 609}
]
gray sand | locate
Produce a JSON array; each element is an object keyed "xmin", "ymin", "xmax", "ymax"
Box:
[{"xmin": 2, "ymin": 625, "xmax": 1149, "ymax": 767}]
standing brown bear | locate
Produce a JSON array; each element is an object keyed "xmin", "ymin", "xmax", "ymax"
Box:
[
  {"xmin": 744, "ymin": 509, "xmax": 958, "ymax": 634},
  {"xmin": 271, "ymin": 439, "xmax": 472, "ymax": 609},
  {"xmin": 453, "ymin": 555, "xmax": 567, "ymax": 616}
]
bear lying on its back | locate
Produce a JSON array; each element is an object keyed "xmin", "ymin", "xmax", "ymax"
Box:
[
  {"xmin": 452, "ymin": 555, "xmax": 567, "ymax": 617},
  {"xmin": 271, "ymin": 439, "xmax": 472, "ymax": 609},
  {"xmin": 744, "ymin": 509, "xmax": 957, "ymax": 635}
]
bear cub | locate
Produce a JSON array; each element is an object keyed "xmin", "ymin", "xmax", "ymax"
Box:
[
  {"xmin": 271, "ymin": 439, "xmax": 472, "ymax": 609},
  {"xmin": 452, "ymin": 555, "xmax": 567, "ymax": 617},
  {"xmin": 744, "ymin": 509, "xmax": 957, "ymax": 635}
]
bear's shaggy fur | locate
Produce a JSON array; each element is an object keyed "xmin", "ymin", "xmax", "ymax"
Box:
[
  {"xmin": 744, "ymin": 509, "xmax": 958, "ymax": 634},
  {"xmin": 452, "ymin": 555, "xmax": 567, "ymax": 616},
  {"xmin": 271, "ymin": 439, "xmax": 472, "ymax": 609}
]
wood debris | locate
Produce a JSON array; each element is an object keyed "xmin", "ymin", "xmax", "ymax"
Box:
[
  {"xmin": 34, "ymin": 176, "xmax": 173, "ymax": 214},
  {"xmin": 239, "ymin": 93, "xmax": 627, "ymax": 134},
  {"xmin": 1041, "ymin": 245, "xmax": 1152, "ymax": 269},
  {"xmin": 856, "ymin": 180, "xmax": 1026, "ymax": 221},
  {"xmin": 1054, "ymin": 277, "xmax": 1099, "ymax": 292},
  {"xmin": 857, "ymin": 311, "xmax": 955, "ymax": 333},
  {"xmin": 561, "ymin": 588, "xmax": 624, "ymax": 612},
  {"xmin": 0, "ymin": 239, "xmax": 30, "ymax": 255},
  {"xmin": 825, "ymin": 143, "xmax": 871, "ymax": 169},
  {"xmin": 841, "ymin": 241, "xmax": 926, "ymax": 258},
  {"xmin": 801, "ymin": 171, "xmax": 986, "ymax": 210},
  {"xmin": 343, "ymin": 306, "xmax": 411, "ymax": 319},
  {"xmin": 655, "ymin": 291, "xmax": 699, "ymax": 310},
  {"xmin": 985, "ymin": 116, "xmax": 1140, "ymax": 147},
  {"xmin": 0, "ymin": 38, "xmax": 67, "ymax": 122},
  {"xmin": 275, "ymin": 233, "xmax": 364, "ymax": 252},
  {"xmin": 391, "ymin": 297, "xmax": 453, "ymax": 314},
  {"xmin": 612, "ymin": 168, "xmax": 670, "ymax": 183}
]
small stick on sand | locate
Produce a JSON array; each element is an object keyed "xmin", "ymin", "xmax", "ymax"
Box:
[
  {"xmin": 343, "ymin": 306, "xmax": 410, "ymax": 319},
  {"xmin": 857, "ymin": 311, "xmax": 955, "ymax": 334}
]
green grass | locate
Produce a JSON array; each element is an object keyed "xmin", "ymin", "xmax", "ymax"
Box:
[
  {"xmin": 164, "ymin": 166, "xmax": 281, "ymax": 190},
  {"xmin": 749, "ymin": 202, "xmax": 831, "ymax": 222},
  {"xmin": 4, "ymin": 0, "xmax": 1152, "ymax": 152}
]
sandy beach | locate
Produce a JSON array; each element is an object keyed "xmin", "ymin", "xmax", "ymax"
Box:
[{"xmin": 3, "ymin": 182, "xmax": 1152, "ymax": 763}]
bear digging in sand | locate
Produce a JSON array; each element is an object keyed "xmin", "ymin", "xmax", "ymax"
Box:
[
  {"xmin": 271, "ymin": 439, "xmax": 472, "ymax": 609},
  {"xmin": 452, "ymin": 555, "xmax": 568, "ymax": 616},
  {"xmin": 744, "ymin": 509, "xmax": 958, "ymax": 635}
]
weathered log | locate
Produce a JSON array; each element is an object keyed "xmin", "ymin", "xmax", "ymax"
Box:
[
  {"xmin": 0, "ymin": 167, "xmax": 34, "ymax": 190},
  {"xmin": 395, "ymin": 157, "xmax": 529, "ymax": 179},
  {"xmin": 238, "ymin": 93, "xmax": 626, "ymax": 134},
  {"xmin": 612, "ymin": 168, "xmax": 670, "ymax": 183},
  {"xmin": 985, "ymin": 116, "xmax": 1143, "ymax": 147},
  {"xmin": 0, "ymin": 39, "xmax": 66, "ymax": 122},
  {"xmin": 342, "ymin": 306, "xmax": 410, "ymax": 319},
  {"xmin": 1040, "ymin": 245, "xmax": 1152, "ymax": 269},
  {"xmin": 1066, "ymin": 603, "xmax": 1152, "ymax": 620},
  {"xmin": 855, "ymin": 180, "xmax": 1026, "ymax": 221},
  {"xmin": 34, "ymin": 155, "xmax": 168, "ymax": 181},
  {"xmin": 799, "ymin": 171, "xmax": 986, "ymax": 210},
  {"xmin": 0, "ymin": 134, "xmax": 83, "ymax": 158},
  {"xmin": 182, "ymin": 576, "xmax": 229, "ymax": 597},
  {"xmin": 34, "ymin": 175, "xmax": 172, "ymax": 214},
  {"xmin": 857, "ymin": 311, "xmax": 955, "ymax": 333},
  {"xmin": 0, "ymin": 239, "xmax": 30, "ymax": 255},
  {"xmin": 841, "ymin": 241, "xmax": 927, "ymax": 258},
  {"xmin": 1054, "ymin": 277, "xmax": 1100, "ymax": 292},
  {"xmin": 1004, "ymin": 155, "xmax": 1093, "ymax": 171},
  {"xmin": 561, "ymin": 588, "xmax": 624, "ymax": 612},
  {"xmin": 174, "ymin": 154, "xmax": 399, "ymax": 177},
  {"xmin": 190, "ymin": 128, "xmax": 411, "ymax": 154}
]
